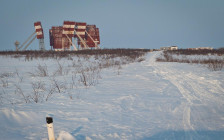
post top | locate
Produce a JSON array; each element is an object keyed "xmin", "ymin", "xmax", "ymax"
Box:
[{"xmin": 46, "ymin": 117, "xmax": 53, "ymax": 124}]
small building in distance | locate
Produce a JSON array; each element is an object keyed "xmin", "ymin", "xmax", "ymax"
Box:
[{"xmin": 160, "ymin": 46, "xmax": 178, "ymax": 51}]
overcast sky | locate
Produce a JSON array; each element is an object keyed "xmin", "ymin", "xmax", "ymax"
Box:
[{"xmin": 0, "ymin": 0, "xmax": 224, "ymax": 50}]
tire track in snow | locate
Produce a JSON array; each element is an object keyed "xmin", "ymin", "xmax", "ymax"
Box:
[
  {"xmin": 147, "ymin": 52, "xmax": 197, "ymax": 136},
  {"xmin": 158, "ymin": 72, "xmax": 196, "ymax": 132},
  {"xmin": 185, "ymin": 73, "xmax": 224, "ymax": 105}
]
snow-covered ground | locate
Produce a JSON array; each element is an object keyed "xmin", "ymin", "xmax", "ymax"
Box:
[{"xmin": 0, "ymin": 51, "xmax": 224, "ymax": 140}]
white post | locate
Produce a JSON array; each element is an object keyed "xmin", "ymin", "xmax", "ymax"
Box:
[{"xmin": 46, "ymin": 117, "xmax": 55, "ymax": 140}]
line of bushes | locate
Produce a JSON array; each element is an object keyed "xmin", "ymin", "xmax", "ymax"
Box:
[
  {"xmin": 166, "ymin": 48, "xmax": 224, "ymax": 56},
  {"xmin": 156, "ymin": 49, "xmax": 224, "ymax": 71}
]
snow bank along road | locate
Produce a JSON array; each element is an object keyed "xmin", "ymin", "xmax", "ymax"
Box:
[{"xmin": 0, "ymin": 51, "xmax": 224, "ymax": 140}]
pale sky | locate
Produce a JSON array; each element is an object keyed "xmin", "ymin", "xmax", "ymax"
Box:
[{"xmin": 0, "ymin": 0, "xmax": 224, "ymax": 50}]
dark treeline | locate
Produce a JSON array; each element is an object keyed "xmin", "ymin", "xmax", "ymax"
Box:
[{"xmin": 0, "ymin": 49, "xmax": 151, "ymax": 58}]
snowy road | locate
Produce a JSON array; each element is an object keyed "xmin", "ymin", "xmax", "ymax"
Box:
[
  {"xmin": 0, "ymin": 51, "xmax": 224, "ymax": 140},
  {"xmin": 144, "ymin": 52, "xmax": 224, "ymax": 139}
]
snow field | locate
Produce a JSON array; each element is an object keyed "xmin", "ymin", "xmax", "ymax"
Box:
[{"xmin": 0, "ymin": 51, "xmax": 224, "ymax": 140}]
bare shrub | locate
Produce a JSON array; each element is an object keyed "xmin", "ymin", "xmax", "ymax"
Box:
[
  {"xmin": 0, "ymin": 73, "xmax": 11, "ymax": 78},
  {"xmin": 79, "ymin": 69, "xmax": 100, "ymax": 87},
  {"xmin": 156, "ymin": 57, "xmax": 164, "ymax": 62},
  {"xmin": 1, "ymin": 89, "xmax": 16, "ymax": 105},
  {"xmin": 94, "ymin": 54, "xmax": 99, "ymax": 60},
  {"xmin": 67, "ymin": 54, "xmax": 73, "ymax": 60},
  {"xmin": 114, "ymin": 60, "xmax": 120, "ymax": 66},
  {"xmin": 71, "ymin": 60, "xmax": 78, "ymax": 67},
  {"xmin": 0, "ymin": 73, "xmax": 14, "ymax": 89},
  {"xmin": 54, "ymin": 61, "xmax": 63, "ymax": 76},
  {"xmin": 45, "ymin": 85, "xmax": 56, "ymax": 101},
  {"xmin": 37, "ymin": 64, "xmax": 48, "ymax": 77},
  {"xmin": 64, "ymin": 68, "xmax": 70, "ymax": 75},
  {"xmin": 67, "ymin": 91, "xmax": 73, "ymax": 100},
  {"xmin": 79, "ymin": 71, "xmax": 88, "ymax": 87},
  {"xmin": 51, "ymin": 78, "xmax": 66, "ymax": 93},
  {"xmin": 29, "ymin": 64, "xmax": 48, "ymax": 77},
  {"xmin": 14, "ymin": 84, "xmax": 29, "ymax": 103},
  {"xmin": 117, "ymin": 65, "xmax": 122, "ymax": 75},
  {"xmin": 163, "ymin": 51, "xmax": 173, "ymax": 62},
  {"xmin": 0, "ymin": 89, "xmax": 5, "ymax": 104},
  {"xmin": 137, "ymin": 57, "xmax": 145, "ymax": 62},
  {"xmin": 28, "ymin": 64, "xmax": 49, "ymax": 77},
  {"xmin": 53, "ymin": 78, "xmax": 61, "ymax": 93},
  {"xmin": 31, "ymin": 81, "xmax": 45, "ymax": 103},
  {"xmin": 207, "ymin": 60, "xmax": 224, "ymax": 71},
  {"xmin": 70, "ymin": 75, "xmax": 77, "ymax": 89},
  {"xmin": 28, "ymin": 72, "xmax": 36, "ymax": 77},
  {"xmin": 0, "ymin": 78, "xmax": 8, "ymax": 88},
  {"xmin": 15, "ymin": 69, "xmax": 23, "ymax": 82}
]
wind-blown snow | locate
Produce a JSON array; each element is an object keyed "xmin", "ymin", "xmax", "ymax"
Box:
[{"xmin": 0, "ymin": 51, "xmax": 224, "ymax": 140}]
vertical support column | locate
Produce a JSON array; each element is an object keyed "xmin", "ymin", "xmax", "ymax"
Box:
[
  {"xmin": 46, "ymin": 117, "xmax": 55, "ymax": 140},
  {"xmin": 73, "ymin": 38, "xmax": 77, "ymax": 51},
  {"xmin": 39, "ymin": 38, "xmax": 45, "ymax": 51},
  {"xmin": 62, "ymin": 38, "xmax": 65, "ymax": 51}
]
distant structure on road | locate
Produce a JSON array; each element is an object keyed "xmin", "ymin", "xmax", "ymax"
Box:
[{"xmin": 160, "ymin": 46, "xmax": 178, "ymax": 51}]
